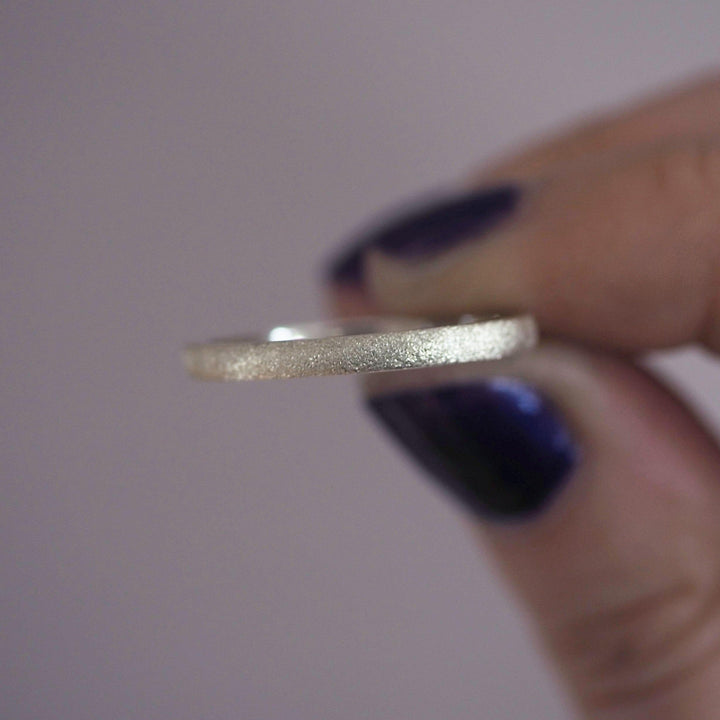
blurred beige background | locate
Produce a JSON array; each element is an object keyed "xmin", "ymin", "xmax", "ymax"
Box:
[{"xmin": 3, "ymin": 2, "xmax": 720, "ymax": 718}]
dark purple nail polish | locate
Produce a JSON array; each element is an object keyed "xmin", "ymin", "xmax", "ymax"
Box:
[
  {"xmin": 367, "ymin": 378, "xmax": 577, "ymax": 519},
  {"xmin": 326, "ymin": 185, "xmax": 521, "ymax": 288}
]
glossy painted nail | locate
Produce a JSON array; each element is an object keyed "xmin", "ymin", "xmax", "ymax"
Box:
[
  {"xmin": 367, "ymin": 378, "xmax": 577, "ymax": 519},
  {"xmin": 326, "ymin": 185, "xmax": 521, "ymax": 288}
]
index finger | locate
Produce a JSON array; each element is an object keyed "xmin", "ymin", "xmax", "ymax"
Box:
[
  {"xmin": 476, "ymin": 71, "xmax": 720, "ymax": 181},
  {"xmin": 350, "ymin": 136, "xmax": 720, "ymax": 353}
]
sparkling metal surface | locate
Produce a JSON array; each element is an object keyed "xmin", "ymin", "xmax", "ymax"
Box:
[{"xmin": 183, "ymin": 315, "xmax": 538, "ymax": 381}]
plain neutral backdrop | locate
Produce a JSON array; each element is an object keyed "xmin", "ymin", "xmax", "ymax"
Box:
[{"xmin": 3, "ymin": 2, "xmax": 720, "ymax": 718}]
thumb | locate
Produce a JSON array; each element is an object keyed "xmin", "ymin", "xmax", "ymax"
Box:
[{"xmin": 362, "ymin": 344, "xmax": 720, "ymax": 719}]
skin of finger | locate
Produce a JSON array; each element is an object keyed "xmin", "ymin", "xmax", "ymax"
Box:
[
  {"xmin": 367, "ymin": 137, "xmax": 720, "ymax": 352},
  {"xmin": 473, "ymin": 71, "xmax": 720, "ymax": 182},
  {"xmin": 364, "ymin": 344, "xmax": 720, "ymax": 719},
  {"xmin": 484, "ymin": 348, "xmax": 720, "ymax": 718},
  {"xmin": 325, "ymin": 75, "xmax": 720, "ymax": 717}
]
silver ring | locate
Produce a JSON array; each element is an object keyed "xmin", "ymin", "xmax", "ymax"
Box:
[{"xmin": 183, "ymin": 314, "xmax": 537, "ymax": 381}]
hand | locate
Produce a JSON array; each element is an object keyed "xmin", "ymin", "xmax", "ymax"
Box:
[{"xmin": 326, "ymin": 73, "xmax": 720, "ymax": 719}]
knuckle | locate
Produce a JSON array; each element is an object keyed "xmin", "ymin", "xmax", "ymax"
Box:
[{"xmin": 550, "ymin": 573, "xmax": 720, "ymax": 710}]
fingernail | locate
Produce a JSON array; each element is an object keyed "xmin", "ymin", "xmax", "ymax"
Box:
[
  {"xmin": 326, "ymin": 185, "xmax": 521, "ymax": 289},
  {"xmin": 367, "ymin": 378, "xmax": 578, "ymax": 519}
]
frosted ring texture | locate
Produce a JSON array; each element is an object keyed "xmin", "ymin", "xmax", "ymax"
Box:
[{"xmin": 183, "ymin": 315, "xmax": 538, "ymax": 381}]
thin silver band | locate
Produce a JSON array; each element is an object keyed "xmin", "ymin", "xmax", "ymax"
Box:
[{"xmin": 183, "ymin": 314, "xmax": 537, "ymax": 381}]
